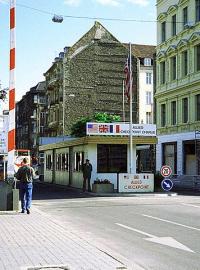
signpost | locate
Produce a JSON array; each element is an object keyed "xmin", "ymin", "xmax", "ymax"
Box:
[
  {"xmin": 161, "ymin": 178, "xmax": 173, "ymax": 191},
  {"xmin": 160, "ymin": 165, "xmax": 172, "ymax": 178},
  {"xmin": 160, "ymin": 165, "xmax": 173, "ymax": 191}
]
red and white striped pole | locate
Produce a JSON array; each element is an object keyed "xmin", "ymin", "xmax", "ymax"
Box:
[{"xmin": 7, "ymin": 0, "xmax": 16, "ymax": 179}]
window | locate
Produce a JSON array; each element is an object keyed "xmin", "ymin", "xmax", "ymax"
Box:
[
  {"xmin": 171, "ymin": 101, "xmax": 177, "ymax": 125},
  {"xmin": 146, "ymin": 112, "xmax": 153, "ymax": 124},
  {"xmin": 56, "ymin": 154, "xmax": 62, "ymax": 171},
  {"xmin": 146, "ymin": 72, "xmax": 152, "ymax": 84},
  {"xmin": 161, "ymin": 21, "xmax": 166, "ymax": 42},
  {"xmin": 183, "ymin": 6, "xmax": 188, "ymax": 27},
  {"xmin": 144, "ymin": 58, "xmax": 151, "ymax": 66},
  {"xmin": 171, "ymin": 56, "xmax": 177, "ymax": 80},
  {"xmin": 196, "ymin": 44, "xmax": 200, "ymax": 71},
  {"xmin": 172, "ymin": 15, "xmax": 176, "ymax": 36},
  {"xmin": 182, "ymin": 51, "xmax": 188, "ymax": 76},
  {"xmin": 97, "ymin": 144, "xmax": 127, "ymax": 173},
  {"xmin": 46, "ymin": 154, "xmax": 52, "ymax": 170},
  {"xmin": 160, "ymin": 61, "xmax": 166, "ymax": 84},
  {"xmin": 61, "ymin": 153, "xmax": 69, "ymax": 171},
  {"xmin": 196, "ymin": 94, "xmax": 200, "ymax": 121},
  {"xmin": 196, "ymin": 0, "xmax": 200, "ymax": 22},
  {"xmin": 146, "ymin": 91, "xmax": 152, "ymax": 105},
  {"xmin": 161, "ymin": 104, "xmax": 166, "ymax": 127},
  {"xmin": 182, "ymin": 98, "xmax": 188, "ymax": 123},
  {"xmin": 74, "ymin": 152, "xmax": 84, "ymax": 171}
]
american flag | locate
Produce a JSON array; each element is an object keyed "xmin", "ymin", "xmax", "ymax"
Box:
[
  {"xmin": 87, "ymin": 123, "xmax": 99, "ymax": 133},
  {"xmin": 124, "ymin": 57, "xmax": 132, "ymax": 102}
]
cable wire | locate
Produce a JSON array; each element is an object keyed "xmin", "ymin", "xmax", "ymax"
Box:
[{"xmin": 1, "ymin": 0, "xmax": 195, "ymax": 24}]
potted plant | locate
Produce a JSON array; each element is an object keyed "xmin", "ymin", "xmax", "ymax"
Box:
[{"xmin": 92, "ymin": 178, "xmax": 114, "ymax": 193}]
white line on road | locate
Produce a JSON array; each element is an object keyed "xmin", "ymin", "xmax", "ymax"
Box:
[
  {"xmin": 115, "ymin": 223, "xmax": 194, "ymax": 252},
  {"xmin": 116, "ymin": 223, "xmax": 155, "ymax": 238},
  {"xmin": 142, "ymin": 214, "xmax": 200, "ymax": 232},
  {"xmin": 182, "ymin": 203, "xmax": 200, "ymax": 209}
]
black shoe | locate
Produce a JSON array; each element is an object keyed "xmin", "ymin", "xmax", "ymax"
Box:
[
  {"xmin": 21, "ymin": 210, "xmax": 25, "ymax": 213},
  {"xmin": 26, "ymin": 209, "xmax": 30, "ymax": 214}
]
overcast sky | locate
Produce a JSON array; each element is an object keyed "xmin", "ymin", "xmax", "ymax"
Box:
[{"xmin": 0, "ymin": 0, "xmax": 156, "ymax": 104}]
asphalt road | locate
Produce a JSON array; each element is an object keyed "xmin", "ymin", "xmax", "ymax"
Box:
[{"xmin": 32, "ymin": 183, "xmax": 200, "ymax": 270}]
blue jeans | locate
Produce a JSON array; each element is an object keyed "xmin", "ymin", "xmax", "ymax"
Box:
[{"xmin": 19, "ymin": 182, "xmax": 33, "ymax": 211}]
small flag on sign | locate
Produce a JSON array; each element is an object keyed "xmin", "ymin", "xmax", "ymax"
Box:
[
  {"xmin": 99, "ymin": 124, "xmax": 113, "ymax": 133},
  {"xmin": 87, "ymin": 123, "xmax": 99, "ymax": 133}
]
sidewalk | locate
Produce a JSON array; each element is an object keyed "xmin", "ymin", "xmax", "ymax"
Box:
[{"xmin": 0, "ymin": 207, "xmax": 143, "ymax": 270}]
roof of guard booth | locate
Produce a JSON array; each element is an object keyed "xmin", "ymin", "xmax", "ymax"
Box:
[{"xmin": 39, "ymin": 136, "xmax": 157, "ymax": 151}]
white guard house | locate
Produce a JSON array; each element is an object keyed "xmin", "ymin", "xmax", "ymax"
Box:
[{"xmin": 39, "ymin": 123, "xmax": 157, "ymax": 192}]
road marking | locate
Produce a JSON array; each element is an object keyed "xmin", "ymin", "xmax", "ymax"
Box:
[
  {"xmin": 115, "ymin": 223, "xmax": 194, "ymax": 253},
  {"xmin": 182, "ymin": 203, "xmax": 200, "ymax": 209},
  {"xmin": 116, "ymin": 223, "xmax": 155, "ymax": 238},
  {"xmin": 142, "ymin": 214, "xmax": 200, "ymax": 232}
]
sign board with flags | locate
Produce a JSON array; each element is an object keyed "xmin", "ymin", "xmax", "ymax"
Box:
[{"xmin": 86, "ymin": 123, "xmax": 156, "ymax": 137}]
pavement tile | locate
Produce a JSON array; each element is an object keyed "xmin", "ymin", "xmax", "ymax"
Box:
[{"xmin": 0, "ymin": 209, "xmax": 126, "ymax": 270}]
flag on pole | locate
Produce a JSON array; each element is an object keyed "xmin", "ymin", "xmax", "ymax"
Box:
[{"xmin": 124, "ymin": 57, "xmax": 131, "ymax": 102}]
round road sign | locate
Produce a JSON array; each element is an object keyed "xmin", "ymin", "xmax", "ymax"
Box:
[
  {"xmin": 160, "ymin": 165, "xmax": 172, "ymax": 178},
  {"xmin": 161, "ymin": 178, "xmax": 173, "ymax": 191}
]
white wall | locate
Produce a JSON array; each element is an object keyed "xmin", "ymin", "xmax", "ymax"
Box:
[
  {"xmin": 156, "ymin": 131, "xmax": 196, "ymax": 174},
  {"xmin": 138, "ymin": 66, "xmax": 153, "ymax": 124}
]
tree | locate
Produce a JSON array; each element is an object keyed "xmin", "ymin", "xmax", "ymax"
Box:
[
  {"xmin": 70, "ymin": 113, "xmax": 121, "ymax": 137},
  {"xmin": 94, "ymin": 112, "xmax": 120, "ymax": 123}
]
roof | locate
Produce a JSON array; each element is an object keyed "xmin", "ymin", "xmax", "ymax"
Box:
[
  {"xmin": 124, "ymin": 43, "xmax": 156, "ymax": 58},
  {"xmin": 39, "ymin": 136, "xmax": 157, "ymax": 151}
]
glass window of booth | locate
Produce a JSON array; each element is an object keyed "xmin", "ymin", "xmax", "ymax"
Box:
[{"xmin": 97, "ymin": 144, "xmax": 127, "ymax": 173}]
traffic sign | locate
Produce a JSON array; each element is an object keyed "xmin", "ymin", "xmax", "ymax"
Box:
[
  {"xmin": 161, "ymin": 179, "xmax": 173, "ymax": 191},
  {"xmin": 160, "ymin": 165, "xmax": 172, "ymax": 178}
]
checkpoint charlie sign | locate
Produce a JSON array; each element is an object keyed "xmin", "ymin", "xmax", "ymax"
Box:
[
  {"xmin": 119, "ymin": 174, "xmax": 154, "ymax": 193},
  {"xmin": 87, "ymin": 123, "xmax": 156, "ymax": 136}
]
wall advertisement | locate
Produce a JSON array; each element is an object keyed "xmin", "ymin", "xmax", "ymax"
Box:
[{"xmin": 118, "ymin": 173, "xmax": 154, "ymax": 193}]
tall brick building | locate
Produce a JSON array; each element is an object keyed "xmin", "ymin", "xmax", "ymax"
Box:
[{"xmin": 63, "ymin": 21, "xmax": 137, "ymax": 134}]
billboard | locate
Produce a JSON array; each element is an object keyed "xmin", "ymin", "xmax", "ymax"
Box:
[{"xmin": 87, "ymin": 123, "xmax": 156, "ymax": 137}]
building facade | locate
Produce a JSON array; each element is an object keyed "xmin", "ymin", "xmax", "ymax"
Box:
[
  {"xmin": 155, "ymin": 0, "xmax": 200, "ymax": 175},
  {"xmin": 16, "ymin": 82, "xmax": 47, "ymax": 157},
  {"xmin": 44, "ymin": 51, "xmax": 67, "ymax": 137},
  {"xmin": 62, "ymin": 22, "xmax": 137, "ymax": 135},
  {"xmin": 130, "ymin": 44, "xmax": 155, "ymax": 125}
]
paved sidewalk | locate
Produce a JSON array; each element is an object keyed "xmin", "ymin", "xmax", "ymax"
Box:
[{"xmin": 0, "ymin": 207, "xmax": 143, "ymax": 270}]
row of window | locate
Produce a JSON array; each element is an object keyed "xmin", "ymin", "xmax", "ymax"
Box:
[
  {"xmin": 160, "ymin": 94, "xmax": 200, "ymax": 127},
  {"xmin": 161, "ymin": 1, "xmax": 200, "ymax": 43},
  {"xmin": 45, "ymin": 146, "xmax": 127, "ymax": 173},
  {"xmin": 159, "ymin": 45, "xmax": 200, "ymax": 84}
]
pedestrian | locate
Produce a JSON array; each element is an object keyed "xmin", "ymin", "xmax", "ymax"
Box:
[
  {"xmin": 15, "ymin": 157, "xmax": 35, "ymax": 214},
  {"xmin": 82, "ymin": 159, "xmax": 92, "ymax": 192}
]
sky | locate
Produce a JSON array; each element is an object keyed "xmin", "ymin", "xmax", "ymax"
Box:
[{"xmin": 0, "ymin": 0, "xmax": 156, "ymax": 103}]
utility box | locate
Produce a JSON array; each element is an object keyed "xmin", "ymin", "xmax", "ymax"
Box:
[{"xmin": 0, "ymin": 182, "xmax": 19, "ymax": 211}]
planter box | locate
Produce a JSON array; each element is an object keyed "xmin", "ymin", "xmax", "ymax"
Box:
[{"xmin": 92, "ymin": 183, "xmax": 114, "ymax": 193}]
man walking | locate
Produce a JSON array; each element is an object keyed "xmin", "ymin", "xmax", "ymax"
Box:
[
  {"xmin": 82, "ymin": 159, "xmax": 92, "ymax": 192},
  {"xmin": 15, "ymin": 157, "xmax": 35, "ymax": 214}
]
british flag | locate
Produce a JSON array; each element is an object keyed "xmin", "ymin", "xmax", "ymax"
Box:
[{"xmin": 99, "ymin": 124, "xmax": 113, "ymax": 133}]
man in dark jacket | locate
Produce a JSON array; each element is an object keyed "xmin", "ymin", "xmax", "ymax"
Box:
[
  {"xmin": 82, "ymin": 159, "xmax": 92, "ymax": 192},
  {"xmin": 15, "ymin": 157, "xmax": 35, "ymax": 214}
]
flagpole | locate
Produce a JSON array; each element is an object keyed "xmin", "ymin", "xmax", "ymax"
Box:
[
  {"xmin": 122, "ymin": 80, "xmax": 125, "ymax": 122},
  {"xmin": 129, "ymin": 42, "xmax": 133, "ymax": 174}
]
